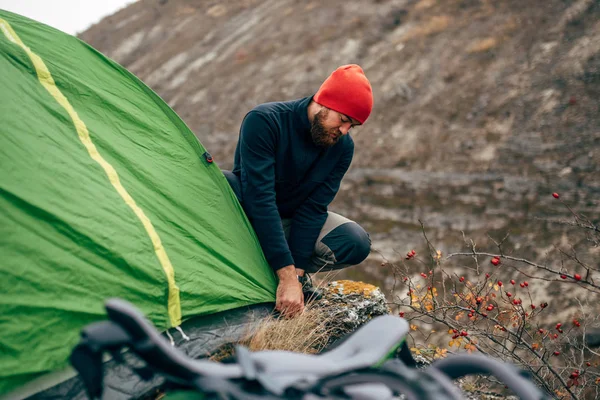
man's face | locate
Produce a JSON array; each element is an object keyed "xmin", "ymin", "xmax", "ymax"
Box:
[{"xmin": 310, "ymin": 107, "xmax": 361, "ymax": 148}]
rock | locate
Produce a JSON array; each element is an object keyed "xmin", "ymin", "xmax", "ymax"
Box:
[{"xmin": 313, "ymin": 280, "xmax": 390, "ymax": 345}]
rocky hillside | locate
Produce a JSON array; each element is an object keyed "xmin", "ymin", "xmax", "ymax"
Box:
[{"xmin": 80, "ymin": 0, "xmax": 600, "ymax": 284}]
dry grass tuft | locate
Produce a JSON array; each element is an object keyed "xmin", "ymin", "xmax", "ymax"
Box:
[
  {"xmin": 209, "ymin": 307, "xmax": 335, "ymax": 362},
  {"xmin": 242, "ymin": 306, "xmax": 334, "ymax": 354}
]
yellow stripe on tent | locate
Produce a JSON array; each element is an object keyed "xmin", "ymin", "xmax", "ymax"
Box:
[{"xmin": 0, "ymin": 18, "xmax": 182, "ymax": 327}]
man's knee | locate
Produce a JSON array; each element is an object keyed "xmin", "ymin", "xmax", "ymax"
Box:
[{"xmin": 322, "ymin": 222, "xmax": 371, "ymax": 266}]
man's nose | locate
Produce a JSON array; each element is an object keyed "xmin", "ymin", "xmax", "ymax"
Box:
[{"xmin": 339, "ymin": 123, "xmax": 351, "ymax": 135}]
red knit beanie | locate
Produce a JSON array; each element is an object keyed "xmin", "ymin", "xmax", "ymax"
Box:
[{"xmin": 314, "ymin": 64, "xmax": 373, "ymax": 124}]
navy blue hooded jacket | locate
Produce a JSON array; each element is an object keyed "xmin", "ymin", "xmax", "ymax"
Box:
[{"xmin": 232, "ymin": 96, "xmax": 354, "ymax": 271}]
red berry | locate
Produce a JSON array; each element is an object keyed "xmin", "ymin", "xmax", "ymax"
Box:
[
  {"xmin": 553, "ymin": 351, "xmax": 560, "ymax": 356},
  {"xmin": 452, "ymin": 329, "xmax": 458, "ymax": 334},
  {"xmin": 506, "ymin": 292, "xmax": 512, "ymax": 297},
  {"xmin": 476, "ymin": 297, "xmax": 483, "ymax": 304},
  {"xmin": 541, "ymin": 302, "xmax": 548, "ymax": 308},
  {"xmin": 485, "ymin": 273, "xmax": 490, "ymax": 279},
  {"xmin": 491, "ymin": 257, "xmax": 500, "ymax": 266},
  {"xmin": 482, "ymin": 312, "xmax": 488, "ymax": 317},
  {"xmin": 574, "ymin": 274, "xmax": 581, "ymax": 281},
  {"xmin": 403, "ymin": 277, "xmax": 408, "ymax": 282},
  {"xmin": 552, "ymin": 192, "xmax": 560, "ymax": 199},
  {"xmin": 420, "ymin": 272, "xmax": 427, "ymax": 278},
  {"xmin": 399, "ymin": 312, "xmax": 405, "ymax": 317},
  {"xmin": 568, "ymin": 96, "xmax": 577, "ymax": 105},
  {"xmin": 513, "ymin": 299, "xmax": 519, "ymax": 305},
  {"xmin": 587, "ymin": 362, "xmax": 591, "ymax": 367},
  {"xmin": 531, "ymin": 304, "xmax": 536, "ymax": 309},
  {"xmin": 573, "ymin": 320, "xmax": 581, "ymax": 327},
  {"xmin": 510, "ymin": 280, "xmax": 516, "ymax": 285},
  {"xmin": 459, "ymin": 276, "xmax": 465, "ymax": 282},
  {"xmin": 554, "ymin": 333, "xmax": 559, "ymax": 339},
  {"xmin": 538, "ymin": 328, "xmax": 544, "ymax": 334},
  {"xmin": 523, "ymin": 281, "xmax": 529, "ymax": 287},
  {"xmin": 520, "ymin": 283, "xmax": 525, "ymax": 288},
  {"xmin": 460, "ymin": 331, "xmax": 468, "ymax": 337},
  {"xmin": 487, "ymin": 305, "xmax": 494, "ymax": 311},
  {"xmin": 468, "ymin": 313, "xmax": 473, "ymax": 318},
  {"xmin": 556, "ymin": 323, "xmax": 562, "ymax": 329},
  {"xmin": 452, "ymin": 334, "xmax": 459, "ymax": 339},
  {"xmin": 411, "ymin": 250, "xmax": 416, "ymax": 256},
  {"xmin": 560, "ymin": 274, "xmax": 567, "ymax": 279},
  {"xmin": 497, "ymin": 281, "xmax": 503, "ymax": 286}
]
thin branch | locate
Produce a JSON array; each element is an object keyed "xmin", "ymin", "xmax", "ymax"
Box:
[{"xmin": 445, "ymin": 252, "xmax": 600, "ymax": 291}]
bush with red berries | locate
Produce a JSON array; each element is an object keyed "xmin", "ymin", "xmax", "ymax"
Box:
[{"xmin": 386, "ymin": 193, "xmax": 600, "ymax": 399}]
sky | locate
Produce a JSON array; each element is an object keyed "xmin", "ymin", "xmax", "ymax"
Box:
[{"xmin": 0, "ymin": 0, "xmax": 138, "ymax": 35}]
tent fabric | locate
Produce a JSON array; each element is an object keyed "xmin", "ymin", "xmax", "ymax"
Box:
[{"xmin": 0, "ymin": 9, "xmax": 276, "ymax": 395}]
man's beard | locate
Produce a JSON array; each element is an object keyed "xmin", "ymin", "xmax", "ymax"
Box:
[{"xmin": 310, "ymin": 108, "xmax": 341, "ymax": 148}]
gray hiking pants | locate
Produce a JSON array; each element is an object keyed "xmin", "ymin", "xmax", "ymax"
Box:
[{"xmin": 222, "ymin": 170, "xmax": 371, "ymax": 273}]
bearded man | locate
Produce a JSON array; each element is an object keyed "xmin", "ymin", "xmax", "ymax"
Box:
[{"xmin": 223, "ymin": 64, "xmax": 373, "ymax": 317}]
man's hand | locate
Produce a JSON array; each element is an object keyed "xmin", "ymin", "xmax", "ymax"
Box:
[{"xmin": 275, "ymin": 265, "xmax": 304, "ymax": 317}]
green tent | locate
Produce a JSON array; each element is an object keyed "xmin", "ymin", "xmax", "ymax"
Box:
[{"xmin": 0, "ymin": 9, "xmax": 276, "ymax": 396}]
